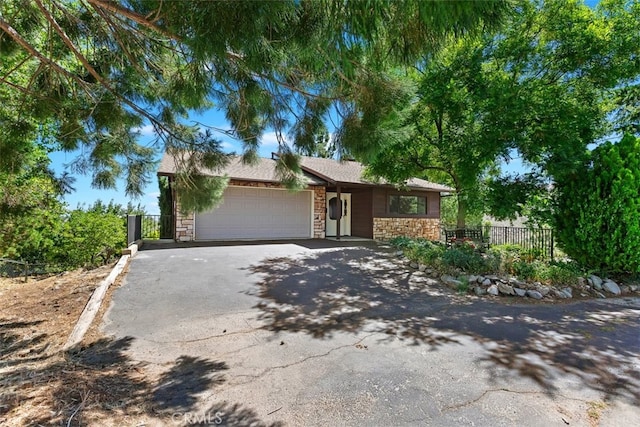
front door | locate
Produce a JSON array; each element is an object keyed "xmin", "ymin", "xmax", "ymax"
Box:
[{"xmin": 325, "ymin": 193, "xmax": 351, "ymax": 236}]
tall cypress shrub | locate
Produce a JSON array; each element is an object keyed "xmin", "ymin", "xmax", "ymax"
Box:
[{"xmin": 555, "ymin": 134, "xmax": 640, "ymax": 273}]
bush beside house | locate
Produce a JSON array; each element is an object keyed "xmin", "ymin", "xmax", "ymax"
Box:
[
  {"xmin": 555, "ymin": 134, "xmax": 640, "ymax": 274},
  {"xmin": 389, "ymin": 237, "xmax": 638, "ymax": 300}
]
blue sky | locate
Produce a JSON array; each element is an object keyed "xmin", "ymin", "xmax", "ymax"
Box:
[
  {"xmin": 48, "ymin": 0, "xmax": 601, "ymax": 214},
  {"xmin": 49, "ymin": 109, "xmax": 279, "ymax": 214}
]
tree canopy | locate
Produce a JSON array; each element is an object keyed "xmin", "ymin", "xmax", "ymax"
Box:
[
  {"xmin": 366, "ymin": 0, "xmax": 640, "ymax": 227},
  {"xmin": 0, "ymin": 0, "xmax": 510, "ymax": 206}
]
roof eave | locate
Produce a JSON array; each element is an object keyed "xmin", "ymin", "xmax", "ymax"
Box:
[{"xmin": 299, "ymin": 165, "xmax": 336, "ymax": 185}]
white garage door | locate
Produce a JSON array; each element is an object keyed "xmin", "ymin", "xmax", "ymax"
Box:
[{"xmin": 195, "ymin": 186, "xmax": 312, "ymax": 240}]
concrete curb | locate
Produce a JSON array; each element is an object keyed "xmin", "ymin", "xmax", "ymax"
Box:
[
  {"xmin": 63, "ymin": 242, "xmax": 138, "ymax": 351},
  {"xmin": 122, "ymin": 239, "xmax": 143, "ymax": 256}
]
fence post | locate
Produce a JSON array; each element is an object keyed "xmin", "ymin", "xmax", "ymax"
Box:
[
  {"xmin": 127, "ymin": 215, "xmax": 142, "ymax": 245},
  {"xmin": 550, "ymin": 229, "xmax": 554, "ymax": 261}
]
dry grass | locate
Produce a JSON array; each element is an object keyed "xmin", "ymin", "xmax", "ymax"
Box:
[
  {"xmin": 586, "ymin": 400, "xmax": 607, "ymax": 426},
  {"xmin": 1, "ymin": 263, "xmax": 282, "ymax": 427},
  {"xmin": 0, "ymin": 265, "xmax": 168, "ymax": 426}
]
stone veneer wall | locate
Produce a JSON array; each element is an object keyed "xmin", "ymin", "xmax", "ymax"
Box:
[
  {"xmin": 175, "ymin": 208, "xmax": 195, "ymax": 242},
  {"xmin": 312, "ymin": 186, "xmax": 326, "ymax": 239},
  {"xmin": 174, "ymin": 180, "xmax": 326, "ymax": 241},
  {"xmin": 373, "ymin": 217, "xmax": 440, "ymax": 241}
]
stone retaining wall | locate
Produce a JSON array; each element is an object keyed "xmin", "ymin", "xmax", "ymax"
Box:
[{"xmin": 373, "ymin": 217, "xmax": 440, "ymax": 241}]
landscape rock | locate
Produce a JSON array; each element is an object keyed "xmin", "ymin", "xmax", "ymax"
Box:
[
  {"xmin": 526, "ymin": 290, "xmax": 543, "ymax": 300},
  {"xmin": 476, "ymin": 276, "xmax": 485, "ymax": 284},
  {"xmin": 418, "ymin": 264, "xmax": 427, "ymax": 272},
  {"xmin": 553, "ymin": 288, "xmax": 569, "ymax": 299},
  {"xmin": 596, "ymin": 291, "xmax": 606, "ymax": 299},
  {"xmin": 487, "ymin": 284, "xmax": 499, "ymax": 296},
  {"xmin": 620, "ymin": 285, "xmax": 629, "ymax": 294},
  {"xmin": 411, "ymin": 276, "xmax": 439, "ymax": 286},
  {"xmin": 474, "ymin": 286, "xmax": 487, "ymax": 296},
  {"xmin": 514, "ymin": 288, "xmax": 526, "ymax": 297},
  {"xmin": 482, "ymin": 278, "xmax": 492, "ymax": 286},
  {"xmin": 587, "ymin": 278, "xmax": 594, "ymax": 287},
  {"xmin": 441, "ymin": 275, "xmax": 462, "ymax": 289},
  {"xmin": 468, "ymin": 275, "xmax": 478, "ymax": 284},
  {"xmin": 498, "ymin": 283, "xmax": 515, "ymax": 296},
  {"xmin": 410, "ymin": 262, "xmax": 419, "ymax": 269},
  {"xmin": 589, "ymin": 275, "xmax": 603, "ymax": 290},
  {"xmin": 561, "ymin": 287, "xmax": 573, "ymax": 298},
  {"xmin": 603, "ymin": 280, "xmax": 621, "ymax": 295},
  {"xmin": 578, "ymin": 277, "xmax": 586, "ymax": 287},
  {"xmin": 629, "ymin": 284, "xmax": 638, "ymax": 292},
  {"xmin": 396, "ymin": 250, "xmax": 404, "ymax": 256},
  {"xmin": 537, "ymin": 285, "xmax": 550, "ymax": 296},
  {"xmin": 486, "ymin": 275, "xmax": 500, "ymax": 281},
  {"xmin": 509, "ymin": 277, "xmax": 525, "ymax": 287}
]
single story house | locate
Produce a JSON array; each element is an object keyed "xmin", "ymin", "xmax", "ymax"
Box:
[{"xmin": 157, "ymin": 153, "xmax": 452, "ymax": 242}]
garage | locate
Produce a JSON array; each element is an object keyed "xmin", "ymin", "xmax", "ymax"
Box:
[{"xmin": 194, "ymin": 186, "xmax": 313, "ymax": 240}]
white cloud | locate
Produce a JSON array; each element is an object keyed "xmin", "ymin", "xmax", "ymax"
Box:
[
  {"xmin": 261, "ymin": 132, "xmax": 287, "ymax": 147},
  {"xmin": 133, "ymin": 124, "xmax": 155, "ymax": 136},
  {"xmin": 220, "ymin": 141, "xmax": 237, "ymax": 151},
  {"xmin": 146, "ymin": 201, "xmax": 160, "ymax": 215}
]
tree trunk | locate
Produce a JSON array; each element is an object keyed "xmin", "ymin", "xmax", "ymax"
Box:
[{"xmin": 456, "ymin": 191, "xmax": 466, "ymax": 229}]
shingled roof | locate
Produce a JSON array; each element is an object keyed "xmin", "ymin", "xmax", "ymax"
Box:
[
  {"xmin": 158, "ymin": 153, "xmax": 325, "ymax": 185},
  {"xmin": 158, "ymin": 152, "xmax": 452, "ymax": 192},
  {"xmin": 298, "ymin": 156, "xmax": 452, "ymax": 192}
]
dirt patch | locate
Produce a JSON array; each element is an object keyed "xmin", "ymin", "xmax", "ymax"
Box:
[
  {"xmin": 1, "ymin": 266, "xmax": 114, "ymax": 354},
  {"xmin": 0, "ymin": 264, "xmax": 173, "ymax": 426}
]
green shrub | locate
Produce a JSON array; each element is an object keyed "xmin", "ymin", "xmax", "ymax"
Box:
[
  {"xmin": 457, "ymin": 277, "xmax": 470, "ymax": 295},
  {"xmin": 555, "ymin": 134, "xmax": 640, "ymax": 273},
  {"xmin": 487, "ymin": 244, "xmax": 523, "ymax": 275},
  {"xmin": 442, "ymin": 248, "xmax": 487, "ymax": 273},
  {"xmin": 512, "ymin": 260, "xmax": 536, "ymax": 280},
  {"xmin": 389, "ymin": 236, "xmax": 413, "ymax": 249},
  {"xmin": 53, "ymin": 210, "xmax": 126, "ymax": 268},
  {"xmin": 483, "ymin": 250, "xmax": 502, "ymax": 273},
  {"xmin": 520, "ymin": 248, "xmax": 544, "ymax": 263},
  {"xmin": 399, "ymin": 238, "xmax": 446, "ymax": 266},
  {"xmin": 538, "ymin": 261, "xmax": 583, "ymax": 287}
]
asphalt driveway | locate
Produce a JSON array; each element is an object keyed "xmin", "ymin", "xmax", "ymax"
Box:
[{"xmin": 103, "ymin": 241, "xmax": 640, "ymax": 426}]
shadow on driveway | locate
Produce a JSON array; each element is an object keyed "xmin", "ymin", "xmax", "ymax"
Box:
[
  {"xmin": 0, "ymin": 322, "xmax": 278, "ymax": 426},
  {"xmin": 247, "ymin": 247, "xmax": 640, "ymax": 404}
]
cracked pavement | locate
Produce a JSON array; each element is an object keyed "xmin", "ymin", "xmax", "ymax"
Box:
[{"xmin": 103, "ymin": 241, "xmax": 640, "ymax": 426}]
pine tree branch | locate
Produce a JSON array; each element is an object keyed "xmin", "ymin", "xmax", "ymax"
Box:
[
  {"xmin": 85, "ymin": 0, "xmax": 179, "ymax": 41},
  {"xmin": 0, "ymin": 17, "xmax": 95, "ymax": 98},
  {"xmin": 60, "ymin": 0, "xmax": 149, "ymax": 79},
  {"xmin": 34, "ymin": 0, "xmax": 181, "ymax": 142},
  {"xmin": 0, "ymin": 55, "xmax": 32, "ymax": 84}
]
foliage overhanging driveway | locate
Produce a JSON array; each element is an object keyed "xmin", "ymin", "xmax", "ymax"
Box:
[{"xmin": 104, "ymin": 242, "xmax": 640, "ymax": 426}]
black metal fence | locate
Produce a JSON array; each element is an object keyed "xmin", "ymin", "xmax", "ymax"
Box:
[
  {"xmin": 484, "ymin": 226, "xmax": 554, "ymax": 260},
  {"xmin": 127, "ymin": 215, "xmax": 174, "ymax": 242},
  {"xmin": 442, "ymin": 225, "xmax": 555, "ymax": 260}
]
